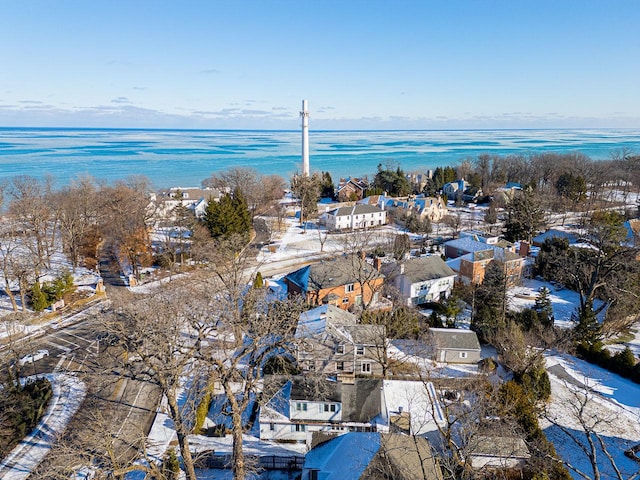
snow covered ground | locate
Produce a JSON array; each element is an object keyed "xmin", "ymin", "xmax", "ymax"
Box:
[
  {"xmin": 543, "ymin": 353, "xmax": 640, "ymax": 479},
  {"xmin": 0, "ymin": 374, "xmax": 86, "ymax": 480},
  {"xmin": 508, "ymin": 278, "xmax": 605, "ymax": 328}
]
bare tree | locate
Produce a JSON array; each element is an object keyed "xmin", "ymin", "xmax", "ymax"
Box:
[
  {"xmin": 290, "ymin": 172, "xmax": 321, "ymax": 233},
  {"xmin": 544, "ymin": 377, "xmax": 640, "ymax": 480},
  {"xmin": 99, "ymin": 176, "xmax": 155, "ymax": 281},
  {"xmin": 7, "ymin": 175, "xmax": 56, "ymax": 271},
  {"xmin": 56, "ymin": 175, "xmax": 102, "ymax": 269}
]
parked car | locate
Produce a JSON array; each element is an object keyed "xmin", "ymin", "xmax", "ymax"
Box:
[{"xmin": 19, "ymin": 349, "xmax": 49, "ymax": 366}]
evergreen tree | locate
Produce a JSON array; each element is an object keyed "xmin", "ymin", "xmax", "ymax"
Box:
[
  {"xmin": 204, "ymin": 188, "xmax": 251, "ymax": 242},
  {"xmin": 533, "ymin": 286, "xmax": 554, "ymax": 327},
  {"xmin": 483, "ymin": 201, "xmax": 498, "ymax": 232},
  {"xmin": 472, "ymin": 260, "xmax": 508, "ymax": 343},
  {"xmin": 503, "ymin": 188, "xmax": 546, "ymax": 242},
  {"xmin": 253, "ymin": 271, "xmax": 264, "ymax": 289},
  {"xmin": 30, "ymin": 281, "xmax": 49, "ymax": 312},
  {"xmin": 573, "ymin": 300, "xmax": 603, "ymax": 352},
  {"xmin": 320, "ymin": 171, "xmax": 335, "ymax": 199}
]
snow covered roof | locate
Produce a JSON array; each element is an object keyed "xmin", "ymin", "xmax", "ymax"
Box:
[
  {"xmin": 296, "ymin": 304, "xmax": 357, "ymax": 337},
  {"xmin": 444, "ymin": 237, "xmax": 495, "ymax": 254},
  {"xmin": 304, "ymin": 432, "xmax": 443, "ymax": 480},
  {"xmin": 531, "ymin": 229, "xmax": 578, "ymax": 246},
  {"xmin": 383, "ymin": 380, "xmax": 444, "ymax": 435},
  {"xmin": 303, "ymin": 432, "xmax": 380, "ymax": 480}
]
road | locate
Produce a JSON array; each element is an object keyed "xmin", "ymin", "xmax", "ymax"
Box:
[{"xmin": 0, "ymin": 305, "xmax": 162, "ymax": 477}]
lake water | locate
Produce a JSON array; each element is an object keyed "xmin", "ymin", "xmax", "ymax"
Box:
[{"xmin": 1, "ymin": 127, "xmax": 639, "ymax": 189}]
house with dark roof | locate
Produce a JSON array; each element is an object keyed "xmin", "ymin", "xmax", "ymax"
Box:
[
  {"xmin": 383, "ymin": 256, "xmax": 457, "ymax": 306},
  {"xmin": 295, "ymin": 304, "xmax": 386, "ymax": 377},
  {"xmin": 324, "ymin": 204, "xmax": 386, "ymax": 231},
  {"xmin": 259, "ymin": 376, "xmax": 383, "ymax": 443},
  {"xmin": 429, "ymin": 328, "xmax": 481, "ymax": 364},
  {"xmin": 337, "ymin": 177, "xmax": 370, "ymax": 202},
  {"xmin": 284, "ymin": 256, "xmax": 389, "ymax": 311},
  {"xmin": 302, "ymin": 432, "xmax": 443, "ymax": 480}
]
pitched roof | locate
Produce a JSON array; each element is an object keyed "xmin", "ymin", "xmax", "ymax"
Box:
[
  {"xmin": 396, "ymin": 256, "xmax": 457, "ymax": 284},
  {"xmin": 429, "ymin": 328, "xmax": 481, "ymax": 351},
  {"xmin": 287, "ymin": 256, "xmax": 384, "ymax": 292},
  {"xmin": 303, "ymin": 432, "xmax": 380, "ymax": 480},
  {"xmin": 444, "ymin": 237, "xmax": 495, "ymax": 254},
  {"xmin": 296, "ymin": 304, "xmax": 358, "ymax": 337},
  {"xmin": 327, "ymin": 204, "xmax": 383, "ymax": 217},
  {"xmin": 341, "ymin": 379, "xmax": 383, "ymax": 423},
  {"xmin": 304, "ymin": 432, "xmax": 443, "ymax": 480},
  {"xmin": 341, "ymin": 324, "xmax": 385, "ymax": 345},
  {"xmin": 531, "ymin": 229, "xmax": 578, "ymax": 245}
]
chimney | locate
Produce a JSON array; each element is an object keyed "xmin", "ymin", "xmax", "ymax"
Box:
[
  {"xmin": 374, "ymin": 257, "xmax": 382, "ymax": 271},
  {"xmin": 400, "ymin": 263, "xmax": 405, "ymax": 275},
  {"xmin": 519, "ymin": 241, "xmax": 530, "ymax": 257}
]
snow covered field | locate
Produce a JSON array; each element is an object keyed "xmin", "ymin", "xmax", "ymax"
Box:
[{"xmin": 543, "ymin": 354, "xmax": 640, "ymax": 479}]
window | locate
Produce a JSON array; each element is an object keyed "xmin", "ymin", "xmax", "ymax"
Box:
[
  {"xmin": 459, "ymin": 352, "xmax": 468, "ymax": 359},
  {"xmin": 310, "ymin": 469, "xmax": 319, "ymax": 480},
  {"xmin": 269, "ymin": 423, "xmax": 275, "ymax": 431},
  {"xmin": 342, "ymin": 297, "xmax": 349, "ymax": 304},
  {"xmin": 355, "ymin": 295, "xmax": 362, "ymax": 306},
  {"xmin": 336, "ymin": 361, "xmax": 344, "ymax": 371},
  {"xmin": 292, "ymin": 424, "xmax": 306, "ymax": 432},
  {"xmin": 295, "ymin": 402, "xmax": 308, "ymax": 412},
  {"xmin": 336, "ymin": 345, "xmax": 345, "ymax": 354},
  {"xmin": 345, "ymin": 283, "xmax": 355, "ymax": 293},
  {"xmin": 361, "ymin": 362, "xmax": 372, "ymax": 374},
  {"xmin": 324, "ymin": 403, "xmax": 337, "ymax": 412},
  {"xmin": 356, "ymin": 345, "xmax": 365, "ymax": 355}
]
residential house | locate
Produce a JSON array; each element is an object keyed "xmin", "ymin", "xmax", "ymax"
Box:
[
  {"xmin": 429, "ymin": 328, "xmax": 481, "ymax": 364},
  {"xmin": 531, "ymin": 228, "xmax": 579, "ymax": 247},
  {"xmin": 380, "ymin": 195, "xmax": 448, "ymax": 223},
  {"xmin": 383, "ymin": 256, "xmax": 457, "ymax": 307},
  {"xmin": 154, "ymin": 186, "xmax": 223, "ymax": 219},
  {"xmin": 302, "ymin": 432, "xmax": 443, "ymax": 480},
  {"xmin": 459, "ymin": 230, "xmax": 500, "ymax": 245},
  {"xmin": 284, "ymin": 255, "xmax": 389, "ymax": 311},
  {"xmin": 381, "ymin": 380, "xmax": 445, "ymax": 436},
  {"xmin": 442, "ymin": 179, "xmax": 468, "ymax": 197},
  {"xmin": 324, "ymin": 204, "xmax": 386, "ymax": 231},
  {"xmin": 444, "ymin": 237, "xmax": 524, "ymax": 286},
  {"xmin": 295, "ymin": 304, "xmax": 386, "ymax": 377},
  {"xmin": 337, "ymin": 177, "xmax": 370, "ymax": 202},
  {"xmin": 259, "ymin": 376, "xmax": 383, "ymax": 443}
]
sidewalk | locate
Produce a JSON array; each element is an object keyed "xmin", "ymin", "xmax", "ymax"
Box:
[{"xmin": 0, "ymin": 373, "xmax": 86, "ymax": 480}]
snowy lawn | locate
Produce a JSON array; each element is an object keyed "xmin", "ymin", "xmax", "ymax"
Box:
[
  {"xmin": 543, "ymin": 353, "xmax": 640, "ymax": 479},
  {"xmin": 508, "ymin": 278, "xmax": 605, "ymax": 329}
]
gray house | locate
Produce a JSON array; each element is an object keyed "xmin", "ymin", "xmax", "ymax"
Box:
[{"xmin": 429, "ymin": 328, "xmax": 481, "ymax": 364}]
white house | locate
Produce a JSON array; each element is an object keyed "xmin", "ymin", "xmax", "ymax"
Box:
[
  {"xmin": 324, "ymin": 204, "xmax": 386, "ymax": 231},
  {"xmin": 259, "ymin": 376, "xmax": 383, "ymax": 443},
  {"xmin": 154, "ymin": 187, "xmax": 223, "ymax": 219},
  {"xmin": 383, "ymin": 256, "xmax": 457, "ymax": 307}
]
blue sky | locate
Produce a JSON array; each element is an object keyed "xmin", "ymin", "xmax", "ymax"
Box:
[{"xmin": 1, "ymin": 0, "xmax": 639, "ymax": 129}]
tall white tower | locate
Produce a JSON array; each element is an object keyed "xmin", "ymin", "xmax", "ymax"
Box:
[{"xmin": 301, "ymin": 99, "xmax": 310, "ymax": 176}]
